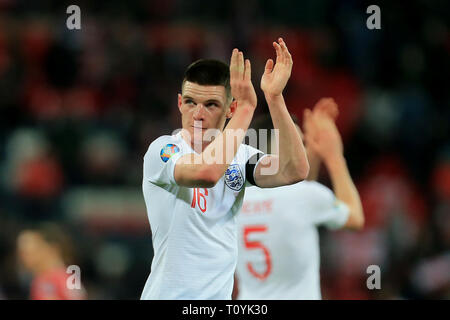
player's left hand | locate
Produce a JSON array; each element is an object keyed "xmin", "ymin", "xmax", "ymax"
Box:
[{"xmin": 260, "ymin": 38, "xmax": 293, "ymax": 98}]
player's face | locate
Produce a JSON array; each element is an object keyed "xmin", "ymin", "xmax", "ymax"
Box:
[{"xmin": 178, "ymin": 81, "xmax": 233, "ymax": 145}]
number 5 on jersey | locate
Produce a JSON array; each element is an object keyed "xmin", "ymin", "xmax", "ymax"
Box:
[
  {"xmin": 191, "ymin": 188, "xmax": 208, "ymax": 213},
  {"xmin": 243, "ymin": 225, "xmax": 272, "ymax": 280}
]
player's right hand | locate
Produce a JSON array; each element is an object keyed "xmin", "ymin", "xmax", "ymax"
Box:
[{"xmin": 230, "ymin": 49, "xmax": 257, "ymax": 110}]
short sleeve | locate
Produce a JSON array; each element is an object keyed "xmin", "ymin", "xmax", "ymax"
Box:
[
  {"xmin": 143, "ymin": 136, "xmax": 186, "ymax": 187},
  {"xmin": 304, "ymin": 182, "xmax": 350, "ymax": 230},
  {"xmin": 243, "ymin": 144, "xmax": 266, "ymax": 186}
]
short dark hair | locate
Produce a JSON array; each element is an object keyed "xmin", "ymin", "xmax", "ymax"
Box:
[{"xmin": 182, "ymin": 59, "xmax": 232, "ymax": 103}]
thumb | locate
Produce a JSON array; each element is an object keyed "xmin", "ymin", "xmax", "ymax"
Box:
[{"xmin": 264, "ymin": 59, "xmax": 274, "ymax": 74}]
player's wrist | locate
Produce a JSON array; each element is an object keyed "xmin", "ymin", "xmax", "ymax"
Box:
[
  {"xmin": 236, "ymin": 101, "xmax": 257, "ymax": 111},
  {"xmin": 264, "ymin": 92, "xmax": 283, "ymax": 102}
]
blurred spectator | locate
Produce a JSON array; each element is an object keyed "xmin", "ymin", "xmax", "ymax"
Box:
[
  {"xmin": 0, "ymin": 0, "xmax": 448, "ymax": 299},
  {"xmin": 16, "ymin": 222, "xmax": 87, "ymax": 300}
]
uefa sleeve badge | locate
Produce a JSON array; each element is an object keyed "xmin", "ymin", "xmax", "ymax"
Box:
[{"xmin": 160, "ymin": 144, "xmax": 180, "ymax": 163}]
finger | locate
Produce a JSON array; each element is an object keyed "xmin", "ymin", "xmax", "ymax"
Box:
[
  {"xmin": 304, "ymin": 108, "xmax": 319, "ymax": 135},
  {"xmin": 273, "ymin": 41, "xmax": 281, "ymax": 65},
  {"xmin": 308, "ymin": 111, "xmax": 321, "ymax": 132},
  {"xmin": 244, "ymin": 59, "xmax": 251, "ymax": 81},
  {"xmin": 316, "ymin": 97, "xmax": 339, "ymax": 120},
  {"xmin": 315, "ymin": 98, "xmax": 330, "ymax": 114},
  {"xmin": 285, "ymin": 43, "xmax": 293, "ymax": 66},
  {"xmin": 238, "ymin": 51, "xmax": 245, "ymax": 79},
  {"xmin": 279, "ymin": 38, "xmax": 293, "ymax": 65},
  {"xmin": 278, "ymin": 38, "xmax": 288, "ymax": 64},
  {"xmin": 230, "ymin": 48, "xmax": 239, "ymax": 80},
  {"xmin": 264, "ymin": 59, "xmax": 274, "ymax": 74},
  {"xmin": 313, "ymin": 98, "xmax": 326, "ymax": 110},
  {"xmin": 330, "ymin": 102, "xmax": 339, "ymax": 119},
  {"xmin": 328, "ymin": 98, "xmax": 339, "ymax": 119},
  {"xmin": 314, "ymin": 98, "xmax": 329, "ymax": 112}
]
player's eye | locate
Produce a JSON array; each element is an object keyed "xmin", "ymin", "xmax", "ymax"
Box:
[
  {"xmin": 184, "ymin": 99, "xmax": 195, "ymax": 105},
  {"xmin": 206, "ymin": 102, "xmax": 218, "ymax": 107}
]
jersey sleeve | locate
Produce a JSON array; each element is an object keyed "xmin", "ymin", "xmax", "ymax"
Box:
[
  {"xmin": 143, "ymin": 136, "xmax": 186, "ymax": 187},
  {"xmin": 304, "ymin": 182, "xmax": 350, "ymax": 230},
  {"xmin": 244, "ymin": 144, "xmax": 266, "ymax": 186}
]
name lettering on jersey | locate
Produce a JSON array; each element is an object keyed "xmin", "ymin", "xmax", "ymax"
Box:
[
  {"xmin": 241, "ymin": 200, "xmax": 273, "ymax": 214},
  {"xmin": 224, "ymin": 164, "xmax": 244, "ymax": 191},
  {"xmin": 160, "ymin": 144, "xmax": 180, "ymax": 162}
]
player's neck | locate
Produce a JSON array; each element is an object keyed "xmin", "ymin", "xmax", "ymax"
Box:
[{"xmin": 181, "ymin": 130, "xmax": 212, "ymax": 154}]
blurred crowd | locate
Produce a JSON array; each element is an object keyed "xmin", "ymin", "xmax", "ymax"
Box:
[{"xmin": 0, "ymin": 0, "xmax": 449, "ymax": 299}]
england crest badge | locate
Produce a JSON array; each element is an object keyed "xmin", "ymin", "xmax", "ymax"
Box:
[{"xmin": 225, "ymin": 164, "xmax": 244, "ymax": 191}]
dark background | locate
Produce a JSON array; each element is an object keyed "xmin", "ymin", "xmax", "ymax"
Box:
[{"xmin": 0, "ymin": 0, "xmax": 449, "ymax": 299}]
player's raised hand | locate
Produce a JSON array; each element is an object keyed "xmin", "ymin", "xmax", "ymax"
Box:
[
  {"xmin": 303, "ymin": 106, "xmax": 343, "ymax": 161},
  {"xmin": 260, "ymin": 38, "xmax": 293, "ymax": 98},
  {"xmin": 303, "ymin": 98, "xmax": 339, "ymax": 155},
  {"xmin": 312, "ymin": 97, "xmax": 339, "ymax": 121},
  {"xmin": 230, "ymin": 48, "xmax": 257, "ymax": 109}
]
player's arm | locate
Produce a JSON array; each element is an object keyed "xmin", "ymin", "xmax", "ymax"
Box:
[
  {"xmin": 174, "ymin": 49, "xmax": 257, "ymax": 188},
  {"xmin": 304, "ymin": 105, "xmax": 364, "ymax": 230},
  {"xmin": 304, "ymin": 98, "xmax": 339, "ymax": 181},
  {"xmin": 305, "ymin": 148, "xmax": 321, "ymax": 181},
  {"xmin": 253, "ymin": 38, "xmax": 309, "ymax": 188}
]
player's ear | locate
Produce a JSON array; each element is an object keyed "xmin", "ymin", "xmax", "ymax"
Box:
[
  {"xmin": 178, "ymin": 94, "xmax": 183, "ymax": 113},
  {"xmin": 226, "ymin": 100, "xmax": 237, "ymax": 119}
]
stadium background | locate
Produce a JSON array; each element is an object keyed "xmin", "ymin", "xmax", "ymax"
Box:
[{"xmin": 0, "ymin": 0, "xmax": 449, "ymax": 299}]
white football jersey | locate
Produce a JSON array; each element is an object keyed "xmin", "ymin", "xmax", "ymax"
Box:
[
  {"xmin": 235, "ymin": 181, "xmax": 349, "ymax": 300},
  {"xmin": 141, "ymin": 132, "xmax": 262, "ymax": 300}
]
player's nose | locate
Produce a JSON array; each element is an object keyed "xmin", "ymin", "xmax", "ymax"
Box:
[{"xmin": 193, "ymin": 103, "xmax": 206, "ymax": 121}]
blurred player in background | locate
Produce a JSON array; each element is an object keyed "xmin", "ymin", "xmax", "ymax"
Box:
[
  {"xmin": 234, "ymin": 98, "xmax": 364, "ymax": 299},
  {"xmin": 141, "ymin": 38, "xmax": 310, "ymax": 299},
  {"xmin": 16, "ymin": 223, "xmax": 86, "ymax": 300}
]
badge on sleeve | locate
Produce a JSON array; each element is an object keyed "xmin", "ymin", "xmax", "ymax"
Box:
[
  {"xmin": 160, "ymin": 144, "xmax": 180, "ymax": 163},
  {"xmin": 225, "ymin": 164, "xmax": 244, "ymax": 191}
]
